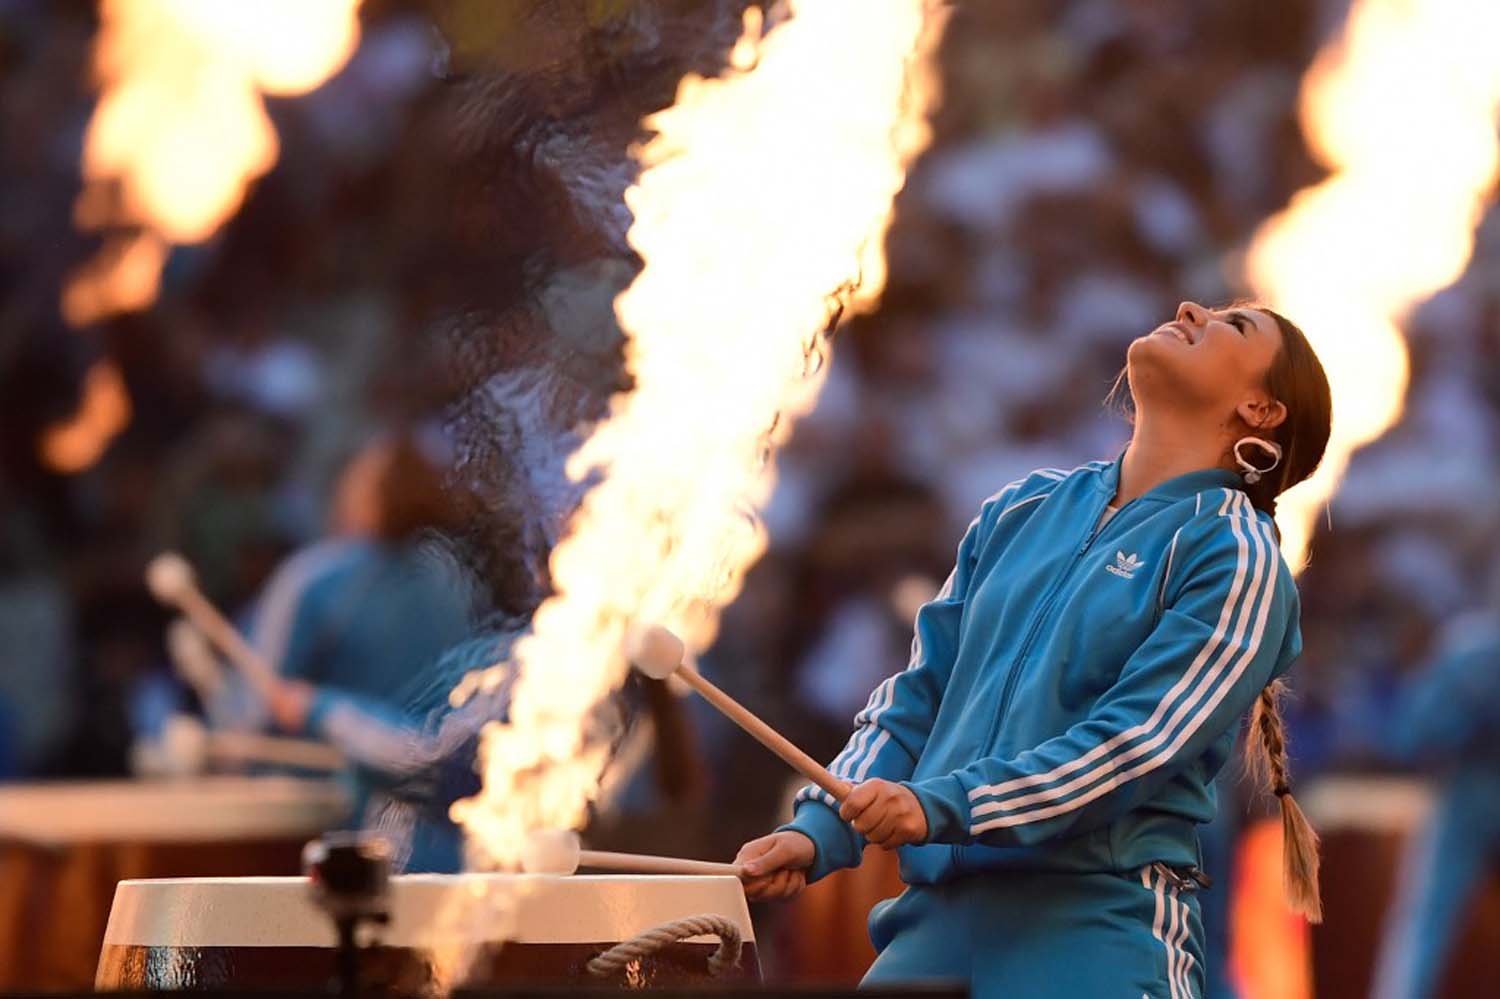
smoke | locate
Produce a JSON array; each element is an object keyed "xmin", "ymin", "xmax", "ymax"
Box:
[{"xmin": 429, "ymin": 1, "xmax": 752, "ymax": 621}]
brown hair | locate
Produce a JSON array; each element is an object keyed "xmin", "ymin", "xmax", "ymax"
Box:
[
  {"xmin": 1238, "ymin": 308, "xmax": 1332, "ymax": 520},
  {"xmin": 372, "ymin": 435, "xmax": 463, "ymax": 543}
]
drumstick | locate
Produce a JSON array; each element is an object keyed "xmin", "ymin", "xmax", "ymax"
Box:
[
  {"xmin": 207, "ymin": 730, "xmax": 344, "ymax": 772},
  {"xmin": 166, "ymin": 618, "xmax": 227, "ymax": 702},
  {"xmin": 146, "ymin": 552, "xmax": 278, "ymax": 701},
  {"xmin": 521, "ymin": 830, "xmax": 744, "ymax": 878},
  {"xmin": 626, "ymin": 624, "xmax": 852, "ymax": 804},
  {"xmin": 148, "ymin": 716, "xmax": 344, "ymax": 776},
  {"xmin": 580, "ymin": 851, "xmax": 744, "ymax": 877}
]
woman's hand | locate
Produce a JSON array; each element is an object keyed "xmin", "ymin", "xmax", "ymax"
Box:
[
  {"xmin": 839, "ymin": 778, "xmax": 928, "ymax": 848},
  {"xmin": 268, "ymin": 679, "xmax": 315, "ymax": 734},
  {"xmin": 734, "ymin": 830, "xmax": 814, "ymax": 901}
]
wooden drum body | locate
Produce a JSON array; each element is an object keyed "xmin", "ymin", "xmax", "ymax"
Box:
[{"xmin": 97, "ymin": 874, "xmax": 760, "ymax": 992}]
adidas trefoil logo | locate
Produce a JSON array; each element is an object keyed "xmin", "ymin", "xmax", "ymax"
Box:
[{"xmin": 1106, "ymin": 550, "xmax": 1146, "ymax": 579}]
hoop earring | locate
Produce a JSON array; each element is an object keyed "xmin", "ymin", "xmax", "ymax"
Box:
[{"xmin": 1234, "ymin": 437, "xmax": 1283, "ymax": 485}]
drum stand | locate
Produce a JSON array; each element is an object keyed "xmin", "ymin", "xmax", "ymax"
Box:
[{"xmin": 303, "ymin": 833, "xmax": 392, "ymax": 998}]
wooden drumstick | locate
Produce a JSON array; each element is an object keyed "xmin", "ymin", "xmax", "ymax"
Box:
[
  {"xmin": 207, "ymin": 730, "xmax": 344, "ymax": 772},
  {"xmin": 627, "ymin": 624, "xmax": 852, "ymax": 804},
  {"xmin": 522, "ymin": 830, "xmax": 744, "ymax": 878},
  {"xmin": 580, "ymin": 851, "xmax": 744, "ymax": 877},
  {"xmin": 146, "ymin": 552, "xmax": 278, "ymax": 701},
  {"xmin": 147, "ymin": 715, "xmax": 343, "ymax": 776},
  {"xmin": 167, "ymin": 618, "xmax": 227, "ymax": 702}
]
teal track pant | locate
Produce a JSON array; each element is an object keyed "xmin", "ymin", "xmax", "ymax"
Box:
[{"xmin": 863, "ymin": 866, "xmax": 1205, "ymax": 999}]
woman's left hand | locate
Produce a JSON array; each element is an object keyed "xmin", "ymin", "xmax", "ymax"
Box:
[
  {"xmin": 268, "ymin": 680, "xmax": 315, "ymax": 734},
  {"xmin": 839, "ymin": 778, "xmax": 928, "ymax": 848}
]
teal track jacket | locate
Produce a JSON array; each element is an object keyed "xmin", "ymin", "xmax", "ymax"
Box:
[{"xmin": 781, "ymin": 458, "xmax": 1303, "ymax": 884}]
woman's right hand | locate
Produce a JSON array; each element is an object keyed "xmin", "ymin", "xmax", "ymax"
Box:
[{"xmin": 734, "ymin": 830, "xmax": 815, "ymax": 901}]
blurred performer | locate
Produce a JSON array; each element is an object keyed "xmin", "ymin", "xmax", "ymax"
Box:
[
  {"xmin": 737, "ymin": 302, "xmax": 1331, "ymax": 997},
  {"xmin": 251, "ymin": 427, "xmax": 694, "ymax": 870},
  {"xmin": 249, "ymin": 433, "xmax": 475, "ymax": 706},
  {"xmin": 267, "ymin": 626, "xmax": 678, "ymax": 872},
  {"xmin": 267, "ymin": 628, "xmax": 515, "ymax": 872},
  {"xmin": 207, "ymin": 434, "xmax": 474, "ymax": 851},
  {"xmin": 1371, "ymin": 613, "xmax": 1500, "ymax": 999}
]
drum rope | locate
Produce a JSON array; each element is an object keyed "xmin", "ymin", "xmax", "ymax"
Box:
[{"xmin": 585, "ymin": 913, "xmax": 742, "ymax": 978}]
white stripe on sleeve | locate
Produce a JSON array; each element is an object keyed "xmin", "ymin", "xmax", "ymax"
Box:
[
  {"xmin": 967, "ymin": 492, "xmax": 1255, "ymax": 811},
  {"xmin": 969, "ymin": 502, "xmax": 1279, "ymax": 833}
]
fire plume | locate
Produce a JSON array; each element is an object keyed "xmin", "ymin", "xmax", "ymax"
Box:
[
  {"xmin": 40, "ymin": 360, "xmax": 133, "ymax": 474},
  {"xmin": 1245, "ymin": 0, "xmax": 1500, "ymax": 571},
  {"xmin": 452, "ymin": 0, "xmax": 946, "ymax": 866},
  {"xmin": 64, "ymin": 0, "xmax": 363, "ymax": 327}
]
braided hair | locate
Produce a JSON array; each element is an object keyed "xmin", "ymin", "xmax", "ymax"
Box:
[{"xmin": 1249, "ymin": 679, "xmax": 1323, "ymax": 921}]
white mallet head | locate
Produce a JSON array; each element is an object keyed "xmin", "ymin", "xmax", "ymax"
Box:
[
  {"xmin": 146, "ymin": 552, "xmax": 196, "ymax": 605},
  {"xmin": 159, "ymin": 713, "xmax": 210, "ymax": 777},
  {"xmin": 625, "ymin": 623, "xmax": 685, "ymax": 681},
  {"xmin": 520, "ymin": 828, "xmax": 582, "ymax": 875}
]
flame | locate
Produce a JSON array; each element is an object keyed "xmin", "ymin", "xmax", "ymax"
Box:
[
  {"xmin": 64, "ymin": 0, "xmax": 362, "ymax": 326},
  {"xmin": 61, "ymin": 232, "xmax": 169, "ymax": 331},
  {"xmin": 452, "ymin": 0, "xmax": 946, "ymax": 866},
  {"xmin": 1245, "ymin": 0, "xmax": 1500, "ymax": 571},
  {"xmin": 40, "ymin": 360, "xmax": 133, "ymax": 473}
]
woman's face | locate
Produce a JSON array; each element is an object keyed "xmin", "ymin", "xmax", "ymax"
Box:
[{"xmin": 1127, "ymin": 301, "xmax": 1285, "ymax": 422}]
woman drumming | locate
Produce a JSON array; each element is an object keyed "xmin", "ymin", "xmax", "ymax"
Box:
[{"xmin": 736, "ymin": 301, "xmax": 1332, "ymax": 998}]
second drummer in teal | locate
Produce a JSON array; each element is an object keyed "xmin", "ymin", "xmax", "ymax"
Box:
[{"xmin": 737, "ymin": 301, "xmax": 1333, "ymax": 998}]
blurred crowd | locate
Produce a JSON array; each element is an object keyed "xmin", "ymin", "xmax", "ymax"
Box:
[{"xmin": 1, "ymin": 0, "xmax": 1498, "ymax": 903}]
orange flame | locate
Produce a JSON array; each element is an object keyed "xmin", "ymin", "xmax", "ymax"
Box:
[
  {"xmin": 1245, "ymin": 0, "xmax": 1500, "ymax": 571},
  {"xmin": 40, "ymin": 360, "xmax": 133, "ymax": 474},
  {"xmin": 452, "ymin": 0, "xmax": 947, "ymax": 867},
  {"xmin": 64, "ymin": 0, "xmax": 362, "ymax": 327}
]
